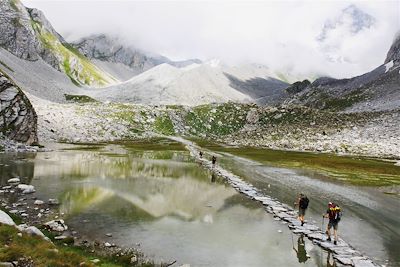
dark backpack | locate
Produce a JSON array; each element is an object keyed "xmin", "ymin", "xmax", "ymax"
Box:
[
  {"xmin": 300, "ymin": 196, "xmax": 309, "ymax": 209},
  {"xmin": 328, "ymin": 205, "xmax": 342, "ymax": 221}
]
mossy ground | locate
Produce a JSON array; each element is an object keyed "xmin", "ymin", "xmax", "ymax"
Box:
[
  {"xmin": 184, "ymin": 103, "xmax": 252, "ymax": 136},
  {"xmin": 154, "ymin": 115, "xmax": 174, "ymax": 135},
  {"xmin": 65, "ymin": 94, "xmax": 98, "ymax": 103},
  {"xmin": 0, "ymin": 224, "xmax": 155, "ymax": 267}
]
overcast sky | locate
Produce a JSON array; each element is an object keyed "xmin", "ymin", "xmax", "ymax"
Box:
[{"xmin": 21, "ymin": 0, "xmax": 400, "ymax": 79}]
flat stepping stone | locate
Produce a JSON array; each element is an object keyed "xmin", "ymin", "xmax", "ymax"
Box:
[
  {"xmin": 308, "ymin": 233, "xmax": 327, "ymax": 241},
  {"xmin": 293, "ymin": 229, "xmax": 313, "ymax": 235},
  {"xmin": 271, "ymin": 206, "xmax": 287, "ymax": 212},
  {"xmin": 303, "ymin": 224, "xmax": 319, "ymax": 231},
  {"xmin": 317, "ymin": 240, "xmax": 348, "ymax": 251},
  {"xmin": 275, "ymin": 212, "xmax": 293, "ymax": 219},
  {"xmin": 333, "ymin": 256, "xmax": 353, "ymax": 265},
  {"xmin": 352, "ymin": 258, "xmax": 377, "ymax": 267},
  {"xmin": 254, "ymin": 196, "xmax": 272, "ymax": 202}
]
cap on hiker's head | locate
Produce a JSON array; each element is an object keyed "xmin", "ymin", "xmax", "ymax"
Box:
[{"xmin": 328, "ymin": 202, "xmax": 333, "ymax": 205}]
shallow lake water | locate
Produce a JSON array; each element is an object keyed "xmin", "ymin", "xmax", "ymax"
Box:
[{"xmin": 0, "ymin": 139, "xmax": 398, "ymax": 266}]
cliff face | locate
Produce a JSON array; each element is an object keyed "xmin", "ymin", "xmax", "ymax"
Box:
[
  {"xmin": 72, "ymin": 34, "xmax": 202, "ymax": 80},
  {"xmin": 0, "ymin": 70, "xmax": 38, "ymax": 145},
  {"xmin": 385, "ymin": 33, "xmax": 400, "ymax": 65},
  {"xmin": 0, "ymin": 0, "xmax": 116, "ymax": 87},
  {"xmin": 0, "ymin": 0, "xmax": 41, "ymax": 60}
]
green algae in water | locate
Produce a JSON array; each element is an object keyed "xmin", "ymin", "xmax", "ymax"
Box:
[{"xmin": 194, "ymin": 139, "xmax": 400, "ymax": 186}]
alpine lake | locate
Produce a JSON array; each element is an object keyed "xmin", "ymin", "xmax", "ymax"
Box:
[{"xmin": 0, "ymin": 138, "xmax": 399, "ymax": 267}]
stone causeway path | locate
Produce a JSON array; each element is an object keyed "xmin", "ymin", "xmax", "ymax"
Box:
[{"xmin": 171, "ymin": 137, "xmax": 380, "ymax": 267}]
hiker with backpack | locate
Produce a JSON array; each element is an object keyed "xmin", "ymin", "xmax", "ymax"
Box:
[
  {"xmin": 324, "ymin": 202, "xmax": 342, "ymax": 245},
  {"xmin": 211, "ymin": 156, "xmax": 217, "ymax": 167},
  {"xmin": 294, "ymin": 193, "xmax": 309, "ymax": 226}
]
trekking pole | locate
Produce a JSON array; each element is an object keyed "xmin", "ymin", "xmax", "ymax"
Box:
[{"xmin": 321, "ymin": 216, "xmax": 324, "ymax": 231}]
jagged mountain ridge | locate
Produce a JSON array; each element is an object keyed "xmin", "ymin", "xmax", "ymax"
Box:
[
  {"xmin": 72, "ymin": 34, "xmax": 202, "ymax": 81},
  {"xmin": 286, "ymin": 33, "xmax": 400, "ymax": 112},
  {"xmin": 0, "ymin": 0, "xmax": 116, "ymax": 87}
]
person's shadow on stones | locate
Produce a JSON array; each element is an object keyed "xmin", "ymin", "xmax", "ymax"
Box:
[
  {"xmin": 293, "ymin": 234, "xmax": 309, "ymax": 263},
  {"xmin": 326, "ymin": 252, "xmax": 337, "ymax": 267},
  {"xmin": 211, "ymin": 172, "xmax": 216, "ymax": 183}
]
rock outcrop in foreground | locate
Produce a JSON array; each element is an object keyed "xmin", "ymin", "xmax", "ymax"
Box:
[{"xmin": 0, "ymin": 70, "xmax": 38, "ymax": 145}]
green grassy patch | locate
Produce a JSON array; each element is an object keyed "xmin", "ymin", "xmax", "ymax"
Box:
[
  {"xmin": 0, "ymin": 224, "xmax": 154, "ymax": 267},
  {"xmin": 154, "ymin": 115, "xmax": 175, "ymax": 135},
  {"xmin": 10, "ymin": 0, "xmax": 19, "ymax": 12},
  {"xmin": 184, "ymin": 103, "xmax": 251, "ymax": 136},
  {"xmin": 65, "ymin": 94, "xmax": 98, "ymax": 103},
  {"xmin": 310, "ymin": 90, "xmax": 366, "ymax": 111}
]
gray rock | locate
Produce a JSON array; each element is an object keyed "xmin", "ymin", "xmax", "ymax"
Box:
[
  {"xmin": 333, "ymin": 256, "xmax": 353, "ymax": 265},
  {"xmin": 17, "ymin": 184, "xmax": 35, "ymax": 194},
  {"xmin": 7, "ymin": 177, "xmax": 20, "ymax": 184},
  {"xmin": 34, "ymin": 200, "xmax": 44, "ymax": 205},
  {"xmin": 352, "ymin": 258, "xmax": 377, "ymax": 267},
  {"xmin": 44, "ymin": 219, "xmax": 67, "ymax": 232},
  {"xmin": 0, "ymin": 0, "xmax": 41, "ymax": 61},
  {"xmin": 0, "ymin": 209, "xmax": 15, "ymax": 225},
  {"xmin": 130, "ymin": 255, "xmax": 137, "ymax": 264},
  {"xmin": 48, "ymin": 198, "xmax": 59, "ymax": 205},
  {"xmin": 0, "ymin": 262, "xmax": 14, "ymax": 267},
  {"xmin": 0, "ymin": 72, "xmax": 38, "ymax": 145},
  {"xmin": 17, "ymin": 224, "xmax": 45, "ymax": 238}
]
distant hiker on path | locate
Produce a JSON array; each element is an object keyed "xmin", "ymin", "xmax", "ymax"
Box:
[
  {"xmin": 324, "ymin": 202, "xmax": 342, "ymax": 245},
  {"xmin": 212, "ymin": 156, "xmax": 217, "ymax": 167},
  {"xmin": 294, "ymin": 193, "xmax": 309, "ymax": 226},
  {"xmin": 199, "ymin": 151, "xmax": 203, "ymax": 158}
]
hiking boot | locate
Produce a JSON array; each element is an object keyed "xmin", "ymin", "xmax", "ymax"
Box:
[
  {"xmin": 301, "ymin": 221, "xmax": 304, "ymax": 226},
  {"xmin": 327, "ymin": 237, "xmax": 331, "ymax": 242},
  {"xmin": 334, "ymin": 240, "xmax": 337, "ymax": 245}
]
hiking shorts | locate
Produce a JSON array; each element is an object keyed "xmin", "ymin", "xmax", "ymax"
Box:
[
  {"xmin": 298, "ymin": 208, "xmax": 306, "ymax": 216},
  {"xmin": 328, "ymin": 220, "xmax": 339, "ymax": 230}
]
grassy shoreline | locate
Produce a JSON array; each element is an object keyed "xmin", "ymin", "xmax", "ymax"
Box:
[{"xmin": 192, "ymin": 138, "xmax": 400, "ymax": 187}]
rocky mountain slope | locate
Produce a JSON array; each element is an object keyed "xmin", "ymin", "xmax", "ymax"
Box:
[
  {"xmin": 0, "ymin": 69, "xmax": 38, "ymax": 145},
  {"xmin": 0, "ymin": 0, "xmax": 116, "ymax": 87},
  {"xmin": 88, "ymin": 61, "xmax": 289, "ymax": 105},
  {"xmin": 287, "ymin": 34, "xmax": 400, "ymax": 112},
  {"xmin": 72, "ymin": 34, "xmax": 202, "ymax": 81}
]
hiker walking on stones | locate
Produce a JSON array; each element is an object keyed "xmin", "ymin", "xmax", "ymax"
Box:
[
  {"xmin": 212, "ymin": 155, "xmax": 217, "ymax": 167},
  {"xmin": 199, "ymin": 151, "xmax": 203, "ymax": 158},
  {"xmin": 324, "ymin": 202, "xmax": 342, "ymax": 245},
  {"xmin": 294, "ymin": 193, "xmax": 309, "ymax": 226}
]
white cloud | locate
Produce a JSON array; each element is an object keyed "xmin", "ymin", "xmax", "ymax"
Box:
[{"xmin": 21, "ymin": 0, "xmax": 400, "ymax": 79}]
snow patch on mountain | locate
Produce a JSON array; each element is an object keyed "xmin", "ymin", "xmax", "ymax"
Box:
[{"xmin": 384, "ymin": 60, "xmax": 394, "ymax": 73}]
